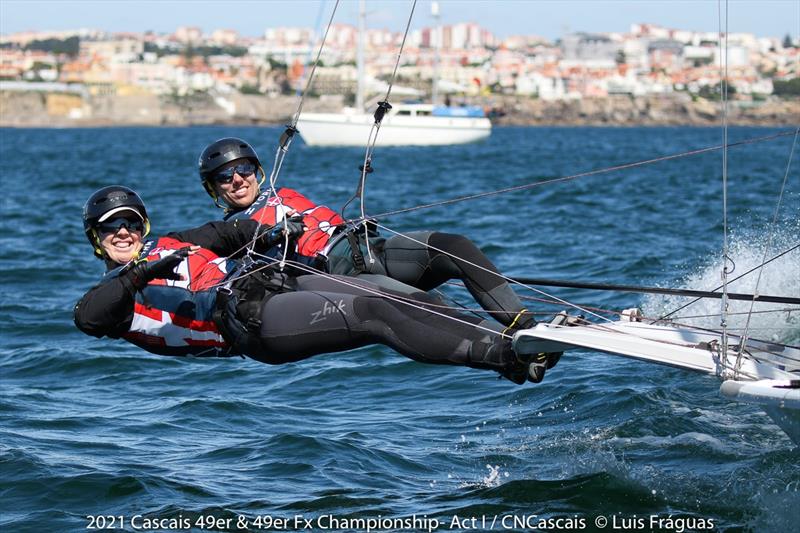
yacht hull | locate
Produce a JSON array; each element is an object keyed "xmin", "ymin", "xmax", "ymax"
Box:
[{"xmin": 297, "ymin": 112, "xmax": 492, "ymax": 147}]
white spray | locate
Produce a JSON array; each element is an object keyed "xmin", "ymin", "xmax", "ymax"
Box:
[{"xmin": 642, "ymin": 225, "xmax": 799, "ymax": 345}]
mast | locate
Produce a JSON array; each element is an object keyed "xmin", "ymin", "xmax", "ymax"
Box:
[
  {"xmin": 356, "ymin": 0, "xmax": 366, "ymax": 111},
  {"xmin": 431, "ymin": 1, "xmax": 441, "ymax": 105}
]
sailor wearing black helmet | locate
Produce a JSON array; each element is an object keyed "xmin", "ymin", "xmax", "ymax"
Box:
[
  {"xmin": 74, "ymin": 186, "xmax": 550, "ymax": 384},
  {"xmin": 76, "ymin": 185, "xmax": 290, "ymax": 354},
  {"xmin": 83, "ymin": 186, "xmax": 151, "ymax": 264},
  {"xmin": 198, "ymin": 137, "xmax": 346, "ymax": 261},
  {"xmin": 197, "ymin": 137, "xmax": 561, "ymax": 380}
]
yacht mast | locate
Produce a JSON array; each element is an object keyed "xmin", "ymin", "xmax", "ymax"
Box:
[
  {"xmin": 431, "ymin": 1, "xmax": 441, "ymax": 105},
  {"xmin": 356, "ymin": 0, "xmax": 366, "ymax": 111}
]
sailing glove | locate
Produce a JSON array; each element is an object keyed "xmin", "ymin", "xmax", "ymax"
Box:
[
  {"xmin": 260, "ymin": 216, "xmax": 306, "ymax": 248},
  {"xmin": 126, "ymin": 247, "xmax": 191, "ymax": 289}
]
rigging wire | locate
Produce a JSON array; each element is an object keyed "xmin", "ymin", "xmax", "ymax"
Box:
[
  {"xmin": 735, "ymin": 128, "xmax": 800, "ymax": 371},
  {"xmin": 246, "ymin": 0, "xmax": 341, "ymax": 264},
  {"xmin": 718, "ymin": 0, "xmax": 732, "ymax": 377},
  {"xmin": 373, "ymin": 222, "xmax": 613, "ymax": 323},
  {"xmin": 236, "ymin": 254, "xmax": 800, "ymax": 369},
  {"xmin": 246, "ymin": 253, "xmax": 515, "ymax": 340},
  {"xmin": 343, "ymin": 0, "xmax": 418, "ymax": 266},
  {"xmin": 658, "ymin": 242, "xmax": 800, "ymax": 319},
  {"xmin": 366, "ymin": 130, "xmax": 798, "ymax": 221}
]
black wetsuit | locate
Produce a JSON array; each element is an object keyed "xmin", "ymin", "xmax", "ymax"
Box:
[
  {"xmin": 75, "ymin": 221, "xmax": 520, "ymax": 379},
  {"xmin": 218, "ymin": 269, "xmax": 513, "ymax": 373},
  {"xmin": 324, "ymin": 230, "xmax": 530, "ymax": 327},
  {"xmin": 224, "ymin": 190, "xmax": 533, "ymax": 328}
]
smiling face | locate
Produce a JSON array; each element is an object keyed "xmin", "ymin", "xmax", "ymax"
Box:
[
  {"xmin": 212, "ymin": 158, "xmax": 260, "ymax": 210},
  {"xmin": 98, "ymin": 216, "xmax": 144, "ymax": 264}
]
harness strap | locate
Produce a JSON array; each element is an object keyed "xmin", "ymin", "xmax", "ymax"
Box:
[
  {"xmin": 345, "ymin": 229, "xmax": 367, "ymax": 273},
  {"xmin": 213, "ymin": 288, "xmax": 262, "ymax": 357},
  {"xmin": 213, "ymin": 264, "xmax": 302, "ymax": 355}
]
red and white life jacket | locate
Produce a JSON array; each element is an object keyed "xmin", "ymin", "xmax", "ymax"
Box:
[
  {"xmin": 122, "ymin": 236, "xmax": 233, "ymax": 356},
  {"xmin": 226, "ymin": 187, "xmax": 345, "ymax": 261}
]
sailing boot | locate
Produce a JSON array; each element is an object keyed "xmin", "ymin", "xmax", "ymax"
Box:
[
  {"xmin": 502, "ymin": 309, "xmax": 559, "ymax": 374},
  {"xmin": 468, "ymin": 338, "xmax": 523, "ymax": 384},
  {"xmin": 528, "ymin": 352, "xmax": 548, "ymax": 383},
  {"xmin": 469, "ymin": 338, "xmax": 546, "ymax": 385}
]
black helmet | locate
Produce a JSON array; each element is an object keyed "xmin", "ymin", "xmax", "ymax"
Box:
[
  {"xmin": 198, "ymin": 137, "xmax": 261, "ymax": 200},
  {"xmin": 82, "ymin": 185, "xmax": 149, "ymax": 259}
]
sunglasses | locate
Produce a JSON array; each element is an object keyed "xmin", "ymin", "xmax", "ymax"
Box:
[
  {"xmin": 213, "ymin": 162, "xmax": 257, "ymax": 184},
  {"xmin": 97, "ymin": 217, "xmax": 144, "ymax": 235}
]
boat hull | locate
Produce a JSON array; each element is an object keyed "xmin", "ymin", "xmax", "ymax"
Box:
[{"xmin": 297, "ymin": 112, "xmax": 492, "ymax": 147}]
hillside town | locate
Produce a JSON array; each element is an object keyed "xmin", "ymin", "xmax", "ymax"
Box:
[{"xmin": 1, "ymin": 20, "xmax": 798, "ymax": 126}]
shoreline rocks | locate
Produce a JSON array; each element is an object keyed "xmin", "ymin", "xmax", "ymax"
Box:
[{"xmin": 1, "ymin": 90, "xmax": 796, "ymax": 128}]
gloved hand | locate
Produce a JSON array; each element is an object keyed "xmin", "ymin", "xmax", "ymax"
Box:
[
  {"xmin": 126, "ymin": 247, "xmax": 192, "ymax": 289},
  {"xmin": 260, "ymin": 216, "xmax": 306, "ymax": 248}
]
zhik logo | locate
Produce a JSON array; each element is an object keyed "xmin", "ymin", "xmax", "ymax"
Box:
[{"xmin": 310, "ymin": 299, "xmax": 346, "ymax": 325}]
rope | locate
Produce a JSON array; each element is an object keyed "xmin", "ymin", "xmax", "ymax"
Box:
[
  {"xmin": 245, "ymin": 0, "xmax": 341, "ymax": 264},
  {"xmin": 368, "ymin": 130, "xmax": 798, "ymax": 220},
  {"xmin": 373, "ymin": 222, "xmax": 612, "ymax": 323},
  {"xmin": 343, "ymin": 0, "xmax": 418, "ymax": 265}
]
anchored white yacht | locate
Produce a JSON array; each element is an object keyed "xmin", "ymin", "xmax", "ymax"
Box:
[
  {"xmin": 297, "ymin": 1, "xmax": 491, "ymax": 147},
  {"xmin": 297, "ymin": 103, "xmax": 491, "ymax": 147}
]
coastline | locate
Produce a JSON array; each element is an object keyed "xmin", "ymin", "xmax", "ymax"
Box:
[{"xmin": 1, "ymin": 91, "xmax": 797, "ymax": 128}]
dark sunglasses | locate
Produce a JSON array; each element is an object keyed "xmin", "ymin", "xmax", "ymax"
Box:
[
  {"xmin": 213, "ymin": 162, "xmax": 257, "ymax": 184},
  {"xmin": 97, "ymin": 217, "xmax": 144, "ymax": 235}
]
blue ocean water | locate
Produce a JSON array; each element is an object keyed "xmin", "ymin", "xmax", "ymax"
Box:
[{"xmin": 1, "ymin": 125, "xmax": 798, "ymax": 532}]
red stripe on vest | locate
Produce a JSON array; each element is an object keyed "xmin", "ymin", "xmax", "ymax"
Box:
[
  {"xmin": 134, "ymin": 301, "xmax": 162, "ymax": 321},
  {"xmin": 245, "ymin": 188, "xmax": 345, "ymax": 257},
  {"xmin": 169, "ymin": 312, "xmax": 220, "ymax": 333}
]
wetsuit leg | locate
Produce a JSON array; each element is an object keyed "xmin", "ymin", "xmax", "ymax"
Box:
[
  {"xmin": 378, "ymin": 231, "xmax": 529, "ymax": 327},
  {"xmin": 253, "ymin": 274, "xmax": 517, "ymax": 376}
]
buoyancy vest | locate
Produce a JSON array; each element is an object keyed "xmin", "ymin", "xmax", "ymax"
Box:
[
  {"xmin": 225, "ymin": 188, "xmax": 345, "ymax": 263},
  {"xmin": 111, "ymin": 236, "xmax": 236, "ymax": 356}
]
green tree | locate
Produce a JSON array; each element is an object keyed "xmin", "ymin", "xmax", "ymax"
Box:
[
  {"xmin": 783, "ymin": 34, "xmax": 794, "ymax": 49},
  {"xmin": 773, "ymin": 78, "xmax": 800, "ymax": 96},
  {"xmin": 698, "ymin": 83, "xmax": 737, "ymax": 99},
  {"xmin": 239, "ymin": 84, "xmax": 262, "ymax": 95},
  {"xmin": 24, "ymin": 36, "xmax": 79, "ymax": 56}
]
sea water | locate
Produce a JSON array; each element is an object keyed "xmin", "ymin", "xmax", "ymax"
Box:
[{"xmin": 1, "ymin": 126, "xmax": 798, "ymax": 532}]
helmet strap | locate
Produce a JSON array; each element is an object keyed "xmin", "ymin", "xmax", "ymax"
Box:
[
  {"xmin": 257, "ymin": 164, "xmax": 266, "ymax": 189},
  {"xmin": 203, "ymin": 179, "xmax": 226, "ymax": 209},
  {"xmin": 90, "ymin": 228, "xmax": 108, "ymax": 259}
]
